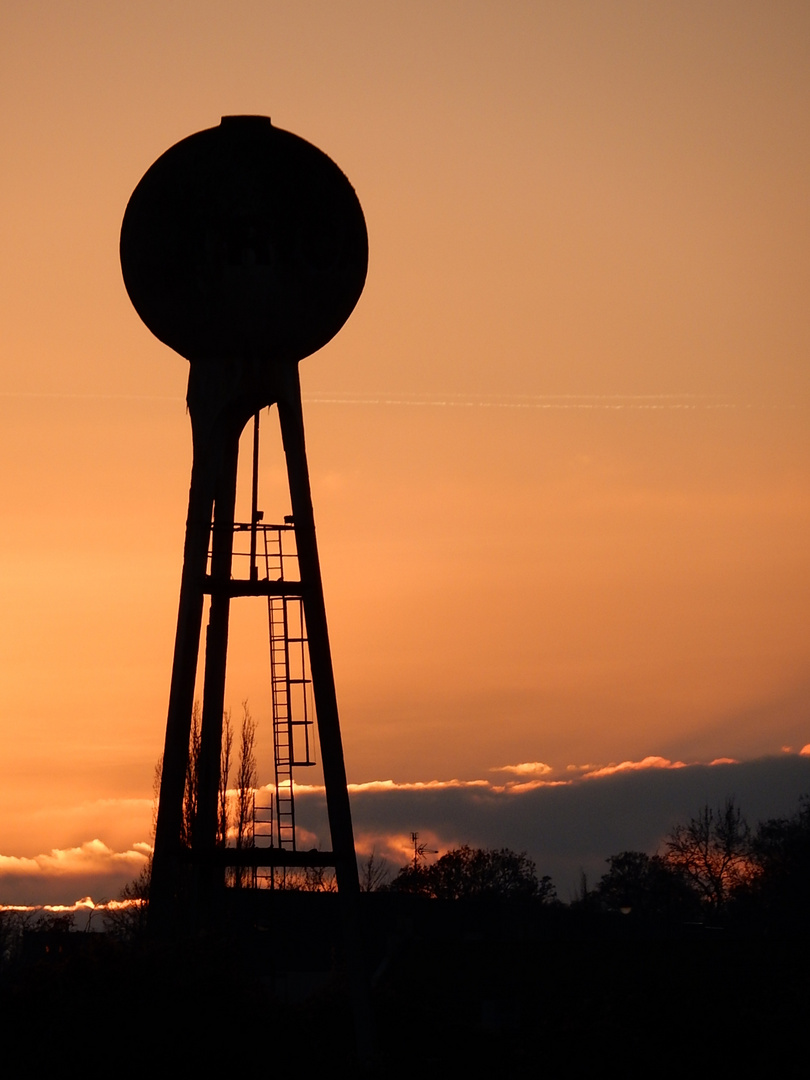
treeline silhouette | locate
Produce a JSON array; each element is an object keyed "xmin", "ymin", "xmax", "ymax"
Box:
[
  {"xmin": 2, "ymin": 792, "xmax": 809, "ymax": 1073},
  {"xmin": 580, "ymin": 793, "xmax": 810, "ymax": 930},
  {"xmin": 366, "ymin": 792, "xmax": 810, "ymax": 933},
  {"xmin": 6, "ymin": 789, "xmax": 809, "ymax": 946}
]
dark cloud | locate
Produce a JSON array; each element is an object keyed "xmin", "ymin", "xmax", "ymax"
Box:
[{"xmin": 298, "ymin": 753, "xmax": 810, "ymax": 898}]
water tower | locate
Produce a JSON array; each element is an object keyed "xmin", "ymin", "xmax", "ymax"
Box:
[{"xmin": 120, "ymin": 116, "xmax": 367, "ymax": 934}]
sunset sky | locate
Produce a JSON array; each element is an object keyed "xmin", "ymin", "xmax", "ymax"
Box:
[{"xmin": 2, "ymin": 2, "xmax": 810, "ymax": 904}]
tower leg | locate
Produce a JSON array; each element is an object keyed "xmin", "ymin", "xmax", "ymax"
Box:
[
  {"xmin": 277, "ymin": 367, "xmax": 359, "ymax": 897},
  {"xmin": 194, "ymin": 432, "xmax": 240, "ymax": 927},
  {"xmin": 149, "ymin": 455, "xmax": 215, "ymax": 937}
]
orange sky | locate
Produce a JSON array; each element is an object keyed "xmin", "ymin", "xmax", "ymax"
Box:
[{"xmin": 1, "ymin": 3, "xmax": 809, "ymax": 894}]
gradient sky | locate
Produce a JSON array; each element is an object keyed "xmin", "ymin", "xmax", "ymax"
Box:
[{"xmin": 1, "ymin": 2, "xmax": 809, "ymax": 902}]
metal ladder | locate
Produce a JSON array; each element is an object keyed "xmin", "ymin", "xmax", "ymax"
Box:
[{"xmin": 264, "ymin": 528, "xmax": 297, "ymax": 850}]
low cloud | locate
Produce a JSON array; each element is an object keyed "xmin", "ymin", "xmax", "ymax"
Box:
[
  {"xmin": 348, "ymin": 778, "xmax": 489, "ymax": 794},
  {"xmin": 491, "ymin": 762, "xmax": 553, "ymax": 776},
  {"xmin": 579, "ymin": 756, "xmax": 688, "ymax": 780},
  {"xmin": 0, "ymin": 841, "xmax": 147, "ymax": 906}
]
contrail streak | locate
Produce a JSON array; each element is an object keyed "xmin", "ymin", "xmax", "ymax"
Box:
[
  {"xmin": 302, "ymin": 391, "xmax": 741, "ymax": 410},
  {"xmin": 0, "ymin": 391, "xmax": 182, "ymax": 402}
]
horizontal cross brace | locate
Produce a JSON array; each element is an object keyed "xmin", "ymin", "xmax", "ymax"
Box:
[
  {"xmin": 203, "ymin": 576, "xmax": 305, "ymax": 597},
  {"xmin": 185, "ymin": 847, "xmax": 336, "ymax": 868}
]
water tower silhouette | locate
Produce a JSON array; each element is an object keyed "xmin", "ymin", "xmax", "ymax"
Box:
[{"xmin": 120, "ymin": 116, "xmax": 367, "ymax": 933}]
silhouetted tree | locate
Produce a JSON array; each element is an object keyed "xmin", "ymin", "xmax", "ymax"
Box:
[
  {"xmin": 595, "ymin": 850, "xmax": 698, "ymax": 920},
  {"xmin": 389, "ymin": 845, "xmax": 555, "ymax": 902},
  {"xmin": 0, "ymin": 909, "xmax": 34, "ymax": 974},
  {"xmin": 105, "ymin": 757, "xmax": 161, "ymax": 940},
  {"xmin": 664, "ymin": 798, "xmax": 753, "ymax": 914},
  {"xmin": 33, "ymin": 911, "xmax": 75, "ymax": 934},
  {"xmin": 233, "ymin": 701, "xmax": 257, "ymax": 888},
  {"xmin": 114, "ymin": 704, "xmax": 239, "ymax": 920},
  {"xmin": 359, "ymin": 850, "xmax": 391, "ymax": 892},
  {"xmin": 104, "ymin": 863, "xmax": 151, "ymax": 942},
  {"xmin": 181, "ymin": 701, "xmax": 202, "ymax": 849},
  {"xmin": 744, "ymin": 795, "xmax": 810, "ymax": 925},
  {"xmin": 218, "ymin": 708, "xmax": 233, "ymax": 847},
  {"xmin": 277, "ymin": 866, "xmax": 338, "ymax": 892},
  {"xmin": 151, "ymin": 754, "xmax": 162, "ymax": 851}
]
